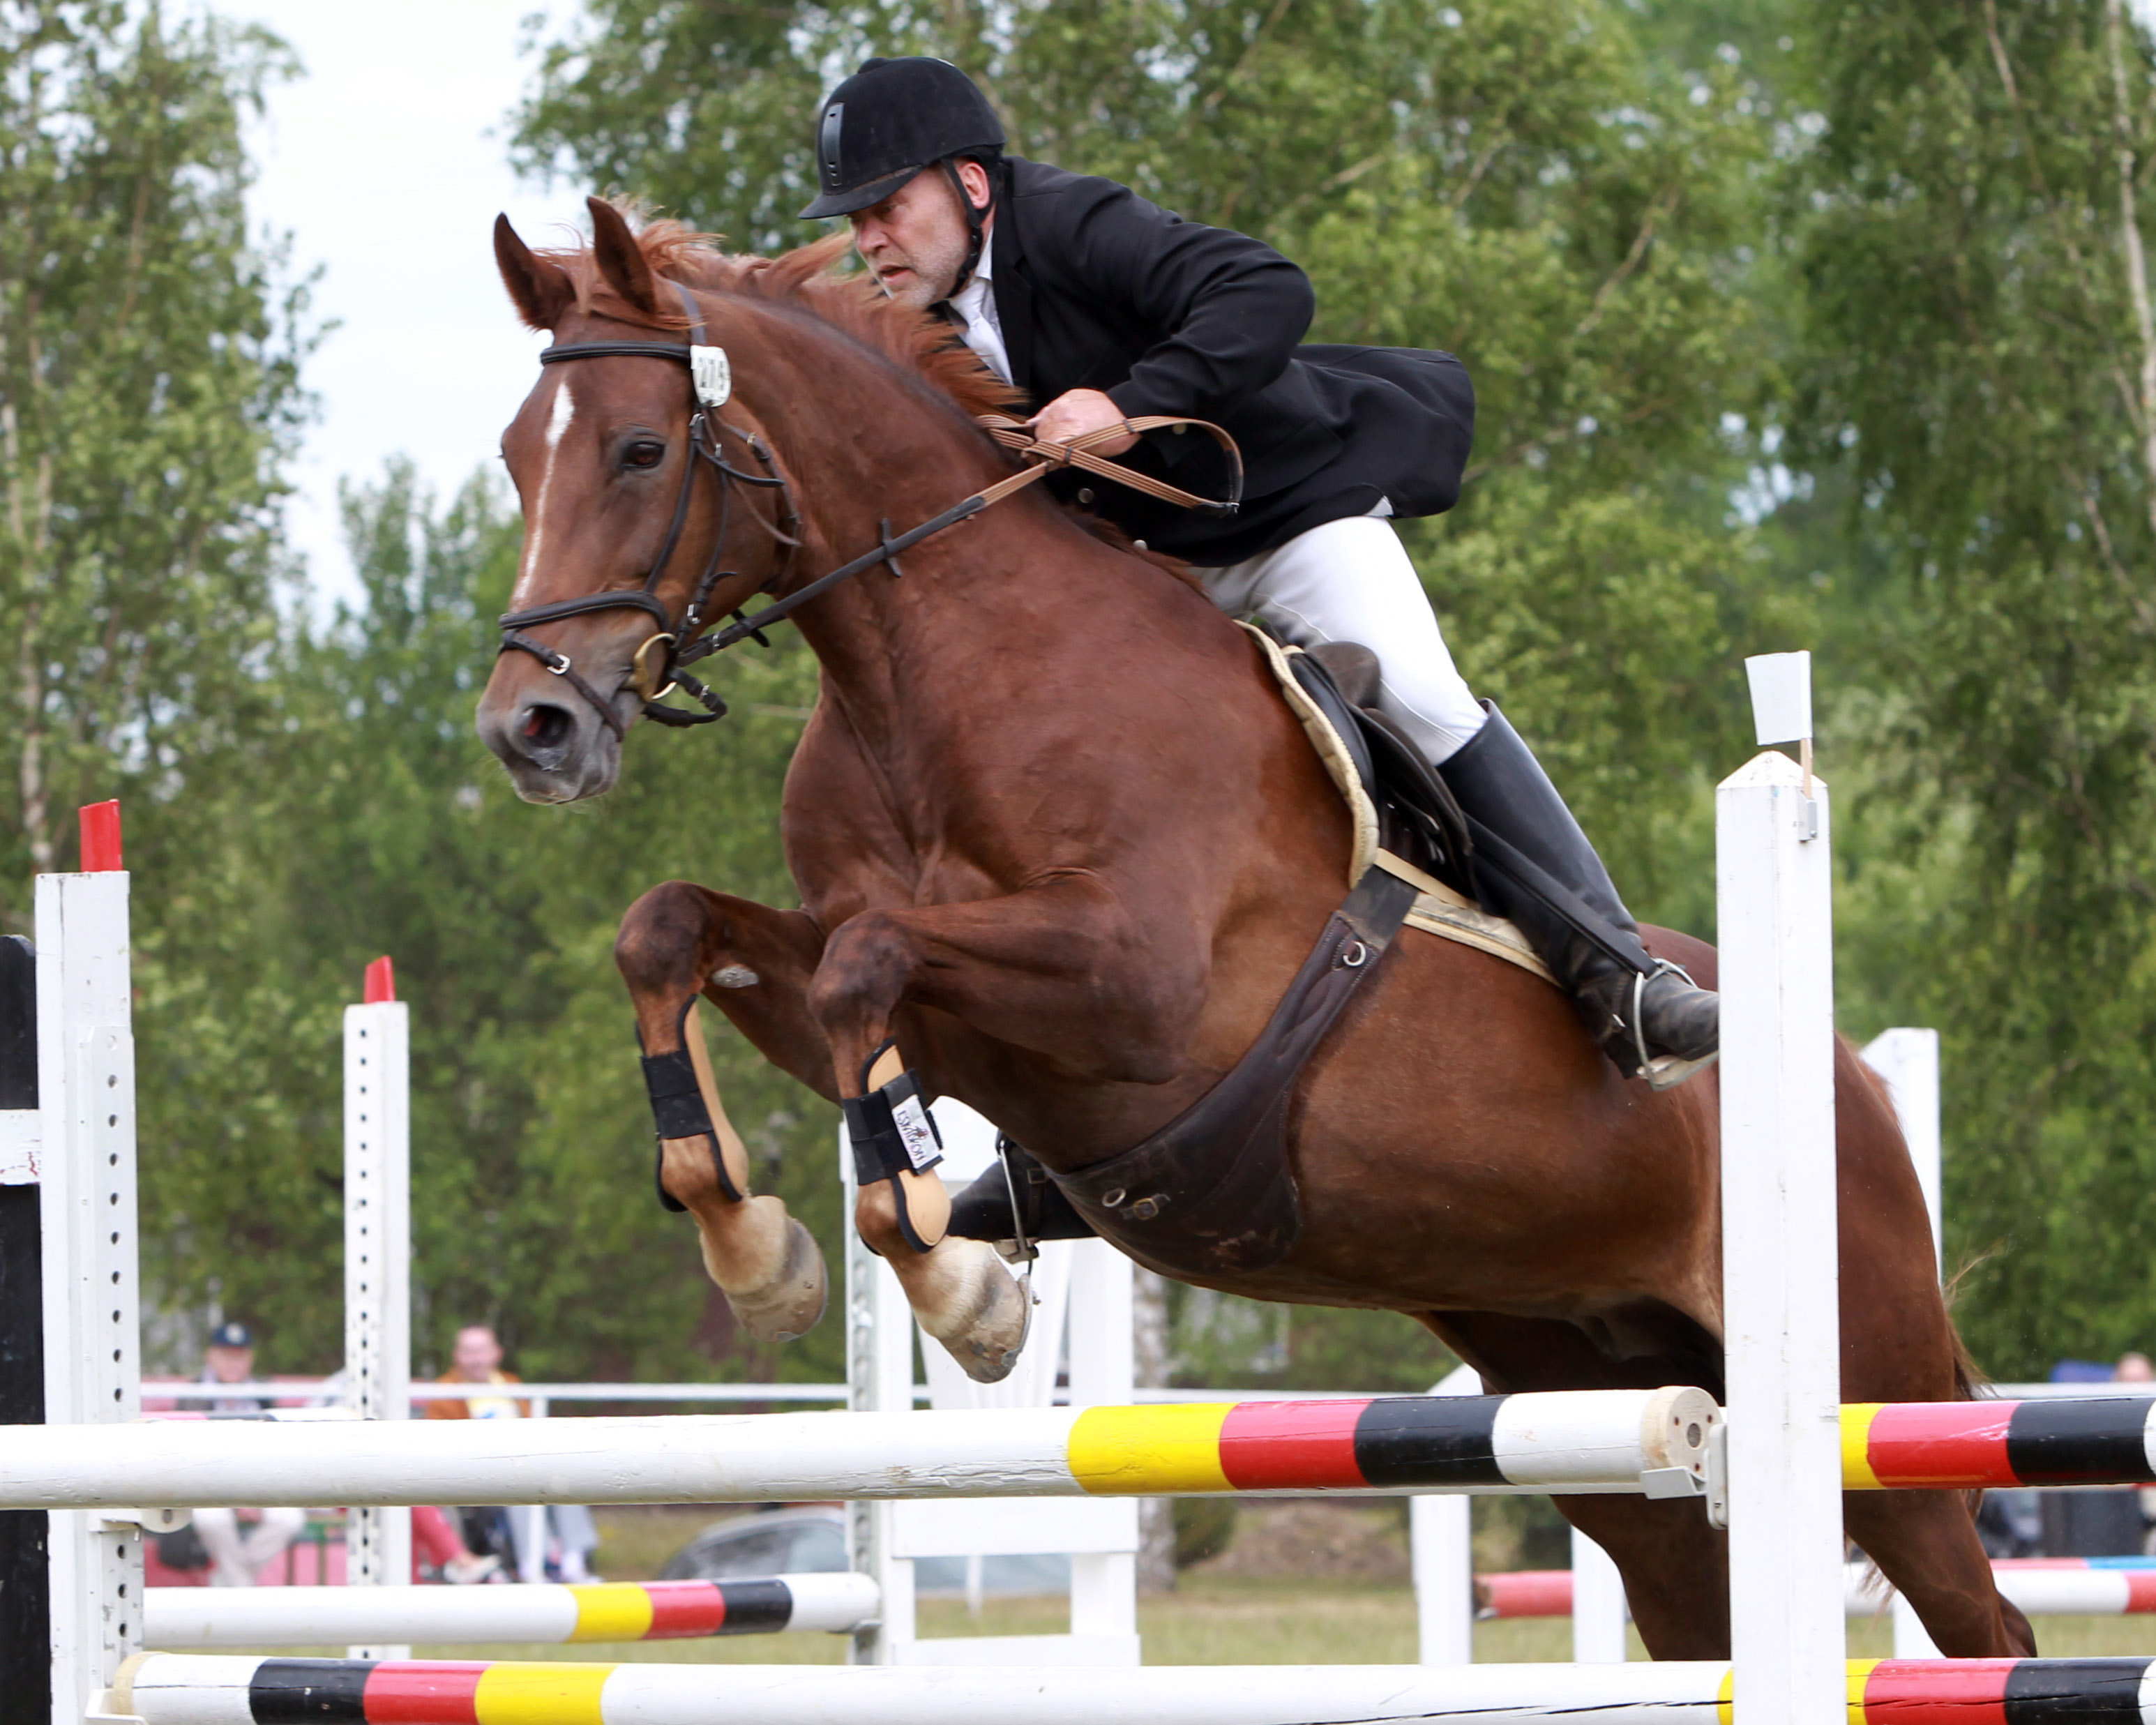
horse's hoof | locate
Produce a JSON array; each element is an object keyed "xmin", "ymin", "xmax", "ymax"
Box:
[
  {"xmin": 724, "ymin": 1216, "xmax": 829, "ymax": 1343},
  {"xmin": 937, "ymin": 1251, "xmax": 1032, "ymax": 1384}
]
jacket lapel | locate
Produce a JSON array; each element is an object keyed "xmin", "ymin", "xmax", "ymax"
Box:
[{"xmin": 990, "ymin": 189, "xmax": 1036, "ymax": 400}]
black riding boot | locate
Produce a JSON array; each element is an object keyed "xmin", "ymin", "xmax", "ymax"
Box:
[{"xmin": 1438, "ymin": 703, "xmax": 1719, "ymax": 1089}]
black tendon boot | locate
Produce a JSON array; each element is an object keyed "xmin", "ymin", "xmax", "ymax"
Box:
[{"xmin": 1438, "ymin": 703, "xmax": 1719, "ymax": 1090}]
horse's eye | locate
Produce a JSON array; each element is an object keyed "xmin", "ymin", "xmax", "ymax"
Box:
[{"xmin": 624, "ymin": 439, "xmax": 666, "ymax": 469}]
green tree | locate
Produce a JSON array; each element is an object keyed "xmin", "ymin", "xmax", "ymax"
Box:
[
  {"xmin": 0, "ymin": 2, "xmax": 310, "ymax": 905},
  {"xmin": 1786, "ymin": 0, "xmax": 2156, "ymax": 1375},
  {"xmin": 133, "ymin": 461, "xmax": 842, "ymax": 1385}
]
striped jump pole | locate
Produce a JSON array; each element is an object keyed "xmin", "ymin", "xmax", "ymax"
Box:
[
  {"xmin": 1478, "ymin": 1560, "xmax": 2156, "ymax": 1620},
  {"xmin": 1844, "ymin": 1396, "xmax": 2156, "ymax": 1486},
  {"xmin": 108, "ymin": 1655, "xmax": 2156, "ymax": 1725},
  {"xmin": 0, "ymin": 1385, "xmax": 1718, "ymax": 1509},
  {"xmin": 142, "ymin": 1576, "xmax": 880, "ymax": 1650}
]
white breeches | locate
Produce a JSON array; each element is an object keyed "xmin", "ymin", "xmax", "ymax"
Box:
[
  {"xmin": 193, "ymin": 1504, "xmax": 306, "ymax": 1587},
  {"xmin": 1199, "ymin": 514, "xmax": 1487, "ymax": 766}
]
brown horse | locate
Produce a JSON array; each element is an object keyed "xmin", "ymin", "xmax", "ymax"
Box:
[{"xmin": 475, "ymin": 198, "xmax": 2031, "ymax": 1661}]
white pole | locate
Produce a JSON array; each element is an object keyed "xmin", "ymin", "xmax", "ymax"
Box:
[
  {"xmin": 1858, "ymin": 1025, "xmax": 1944, "ymax": 1658},
  {"xmin": 37, "ymin": 862, "xmax": 143, "ymax": 1725},
  {"xmin": 1412, "ymin": 1362, "xmax": 1481, "ymax": 1666},
  {"xmin": 1569, "ymin": 1527, "xmax": 1629, "ymax": 1663},
  {"xmin": 1859, "ymin": 1028, "xmax": 1941, "ymax": 1278},
  {"xmin": 1410, "ymin": 1498, "xmax": 1472, "ymax": 1665},
  {"xmin": 1065, "ymin": 1238, "xmax": 1139, "ymax": 1657},
  {"xmin": 1719, "ymin": 654, "xmax": 1844, "ymax": 1725},
  {"xmin": 343, "ymin": 982, "xmax": 411, "ymax": 1656}
]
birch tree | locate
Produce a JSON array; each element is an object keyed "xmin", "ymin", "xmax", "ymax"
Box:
[
  {"xmin": 1791, "ymin": 0, "xmax": 2156, "ymax": 1375},
  {"xmin": 0, "ymin": 1, "xmax": 308, "ymax": 911}
]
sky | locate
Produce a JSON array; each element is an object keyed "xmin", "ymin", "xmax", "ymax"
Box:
[{"xmin": 219, "ymin": 1, "xmax": 573, "ymax": 612}]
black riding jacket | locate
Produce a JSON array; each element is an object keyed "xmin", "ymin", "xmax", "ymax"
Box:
[{"xmin": 985, "ymin": 157, "xmax": 1475, "ymax": 564}]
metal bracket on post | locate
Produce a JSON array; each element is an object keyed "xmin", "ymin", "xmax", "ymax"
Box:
[
  {"xmin": 1705, "ymin": 1419, "xmax": 1729, "ymax": 1530},
  {"xmin": 94, "ymin": 1510, "xmax": 189, "ymax": 1535}
]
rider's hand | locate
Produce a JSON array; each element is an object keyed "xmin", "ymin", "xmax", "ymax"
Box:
[{"xmin": 1029, "ymin": 389, "xmax": 1138, "ymax": 457}]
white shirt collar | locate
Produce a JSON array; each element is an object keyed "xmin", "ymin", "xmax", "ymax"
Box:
[{"xmin": 948, "ymin": 245, "xmax": 1011, "ymax": 386}]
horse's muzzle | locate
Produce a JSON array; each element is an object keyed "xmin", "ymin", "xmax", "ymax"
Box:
[{"xmin": 475, "ymin": 676, "xmax": 624, "ymax": 804}]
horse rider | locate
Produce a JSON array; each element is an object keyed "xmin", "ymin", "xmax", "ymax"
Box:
[{"xmin": 799, "ymin": 57, "xmax": 1719, "ymax": 1089}]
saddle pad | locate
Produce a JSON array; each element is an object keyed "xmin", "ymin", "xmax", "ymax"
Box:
[{"xmin": 1239, "ymin": 622, "xmax": 1555, "ymax": 988}]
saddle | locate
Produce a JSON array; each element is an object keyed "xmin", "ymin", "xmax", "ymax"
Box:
[{"xmin": 947, "ymin": 629, "xmax": 1546, "ymax": 1270}]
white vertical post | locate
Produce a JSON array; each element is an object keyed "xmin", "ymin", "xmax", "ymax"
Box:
[
  {"xmin": 845, "ymin": 1138, "xmax": 916, "ymax": 1666},
  {"xmin": 1411, "ymin": 1498, "xmax": 1473, "ymax": 1666},
  {"xmin": 37, "ymin": 869, "xmax": 142, "ymax": 1725},
  {"xmin": 1862, "ymin": 1025, "xmax": 1949, "ymax": 1658},
  {"xmin": 344, "ymin": 992, "xmax": 411, "ymax": 1658},
  {"xmin": 1861, "ymin": 1027, "xmax": 1941, "ymax": 1278},
  {"xmin": 1569, "ymin": 1526, "xmax": 1629, "ymax": 1663},
  {"xmin": 1718, "ymin": 668, "xmax": 1843, "ymax": 1724},
  {"xmin": 1066, "ymin": 1240, "xmax": 1136, "ymax": 1647},
  {"xmin": 1413, "ymin": 1363, "xmax": 1481, "ymax": 1666}
]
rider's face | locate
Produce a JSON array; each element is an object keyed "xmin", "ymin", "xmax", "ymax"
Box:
[{"xmin": 848, "ymin": 162, "xmax": 992, "ymax": 308}]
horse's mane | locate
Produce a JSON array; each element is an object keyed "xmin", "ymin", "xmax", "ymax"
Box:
[
  {"xmin": 525, "ymin": 213, "xmax": 1023, "ymax": 422},
  {"xmin": 523, "ymin": 206, "xmax": 1195, "ymax": 584}
]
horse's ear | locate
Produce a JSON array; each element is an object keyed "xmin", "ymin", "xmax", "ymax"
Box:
[
  {"xmin": 587, "ymin": 196, "xmax": 660, "ymax": 317},
  {"xmin": 495, "ymin": 214, "xmax": 575, "ymax": 331}
]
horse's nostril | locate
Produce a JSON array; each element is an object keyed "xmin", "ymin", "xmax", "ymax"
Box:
[{"xmin": 521, "ymin": 702, "xmax": 575, "ymax": 752}]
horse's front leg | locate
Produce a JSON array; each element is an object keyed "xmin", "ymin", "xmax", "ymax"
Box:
[
  {"xmin": 615, "ymin": 881, "xmax": 836, "ymax": 1344},
  {"xmin": 810, "ymin": 877, "xmax": 1205, "ymax": 1383}
]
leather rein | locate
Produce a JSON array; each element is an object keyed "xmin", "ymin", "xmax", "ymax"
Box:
[{"xmin": 497, "ymin": 279, "xmax": 1245, "ymax": 739}]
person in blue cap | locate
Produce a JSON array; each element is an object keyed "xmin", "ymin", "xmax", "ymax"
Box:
[
  {"xmin": 799, "ymin": 57, "xmax": 1719, "ymax": 1087},
  {"xmin": 193, "ymin": 1322, "xmax": 307, "ymax": 1584}
]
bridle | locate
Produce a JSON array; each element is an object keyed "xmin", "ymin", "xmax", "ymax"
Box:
[
  {"xmin": 498, "ymin": 282, "xmax": 799, "ymax": 737},
  {"xmin": 499, "ymin": 278, "xmax": 1244, "ymax": 741}
]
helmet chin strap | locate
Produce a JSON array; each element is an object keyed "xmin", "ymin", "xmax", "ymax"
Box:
[{"xmin": 940, "ymin": 157, "xmax": 990, "ymax": 296}]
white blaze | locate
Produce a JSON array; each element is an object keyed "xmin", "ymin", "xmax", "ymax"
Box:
[{"xmin": 510, "ymin": 379, "xmax": 576, "ymax": 606}]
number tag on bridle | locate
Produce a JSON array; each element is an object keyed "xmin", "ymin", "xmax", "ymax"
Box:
[{"xmin": 690, "ymin": 345, "xmax": 732, "ymax": 409}]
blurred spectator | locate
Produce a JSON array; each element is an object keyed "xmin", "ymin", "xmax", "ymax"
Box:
[
  {"xmin": 190, "ymin": 1323, "xmax": 306, "ymax": 1585},
  {"xmin": 425, "ymin": 1325, "xmax": 531, "ymax": 1422},
  {"xmin": 412, "ymin": 1504, "xmax": 501, "ymax": 1585},
  {"xmin": 426, "ymin": 1324, "xmax": 599, "ymax": 1581},
  {"xmin": 1976, "ymin": 1490, "xmax": 2043, "ymax": 1558}
]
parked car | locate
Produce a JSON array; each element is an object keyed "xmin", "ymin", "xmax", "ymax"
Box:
[{"xmin": 660, "ymin": 1505, "xmax": 1069, "ymax": 1595}]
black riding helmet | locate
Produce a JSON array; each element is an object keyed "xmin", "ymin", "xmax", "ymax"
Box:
[{"xmin": 800, "ymin": 57, "xmax": 1004, "ymax": 293}]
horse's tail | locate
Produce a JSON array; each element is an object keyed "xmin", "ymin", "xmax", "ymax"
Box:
[
  {"xmin": 1941, "ymin": 1246, "xmax": 1998, "ymax": 1403},
  {"xmin": 1939, "ymin": 1256, "xmax": 1999, "ymax": 1537}
]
